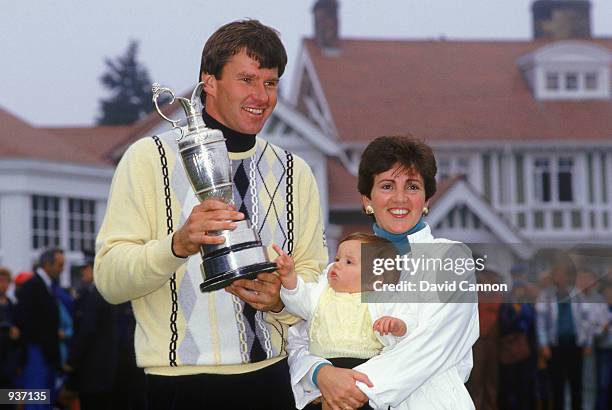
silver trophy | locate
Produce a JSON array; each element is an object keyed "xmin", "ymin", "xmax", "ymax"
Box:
[{"xmin": 152, "ymin": 82, "xmax": 276, "ymax": 292}]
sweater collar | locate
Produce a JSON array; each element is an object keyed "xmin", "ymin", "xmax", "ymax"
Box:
[{"xmin": 202, "ymin": 110, "xmax": 256, "ymax": 153}]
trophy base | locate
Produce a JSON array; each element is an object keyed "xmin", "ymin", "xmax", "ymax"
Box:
[{"xmin": 199, "ymin": 261, "xmax": 277, "ymax": 292}]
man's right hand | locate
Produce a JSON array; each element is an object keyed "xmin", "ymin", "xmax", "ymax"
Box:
[{"xmin": 172, "ymin": 200, "xmax": 244, "ymax": 258}]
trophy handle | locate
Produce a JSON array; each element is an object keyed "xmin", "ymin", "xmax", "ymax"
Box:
[{"xmin": 152, "ymin": 83, "xmax": 190, "ymax": 138}]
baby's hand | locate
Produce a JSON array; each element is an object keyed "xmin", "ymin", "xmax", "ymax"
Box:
[
  {"xmin": 373, "ymin": 316, "xmax": 407, "ymax": 337},
  {"xmin": 272, "ymin": 244, "xmax": 297, "ymax": 289}
]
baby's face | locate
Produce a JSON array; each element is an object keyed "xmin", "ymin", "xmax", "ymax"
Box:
[{"xmin": 328, "ymin": 240, "xmax": 363, "ymax": 293}]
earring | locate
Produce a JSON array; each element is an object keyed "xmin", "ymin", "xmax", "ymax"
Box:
[
  {"xmin": 365, "ymin": 205, "xmax": 374, "ymax": 215},
  {"xmin": 422, "ymin": 206, "xmax": 429, "ymax": 216}
]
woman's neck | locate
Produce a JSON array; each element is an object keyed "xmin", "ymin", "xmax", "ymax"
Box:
[
  {"xmin": 202, "ymin": 110, "xmax": 256, "ymax": 153},
  {"xmin": 373, "ymin": 218, "xmax": 426, "ymax": 254}
]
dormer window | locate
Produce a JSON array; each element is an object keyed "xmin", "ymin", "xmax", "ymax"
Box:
[
  {"xmin": 585, "ymin": 72, "xmax": 598, "ymax": 90},
  {"xmin": 517, "ymin": 41, "xmax": 612, "ymax": 101},
  {"xmin": 546, "ymin": 73, "xmax": 559, "ymax": 90},
  {"xmin": 565, "ymin": 73, "xmax": 578, "ymax": 90}
]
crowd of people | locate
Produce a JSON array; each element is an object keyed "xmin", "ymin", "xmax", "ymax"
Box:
[
  {"xmin": 467, "ymin": 264, "xmax": 612, "ymax": 410},
  {"xmin": 0, "ymin": 249, "xmax": 145, "ymax": 410}
]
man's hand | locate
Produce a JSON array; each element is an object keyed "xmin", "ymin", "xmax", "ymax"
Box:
[
  {"xmin": 225, "ymin": 272, "xmax": 284, "ymax": 312},
  {"xmin": 172, "ymin": 200, "xmax": 244, "ymax": 258},
  {"xmin": 316, "ymin": 366, "xmax": 372, "ymax": 410},
  {"xmin": 272, "ymin": 244, "xmax": 297, "ymax": 290},
  {"xmin": 373, "ymin": 316, "xmax": 407, "ymax": 337}
]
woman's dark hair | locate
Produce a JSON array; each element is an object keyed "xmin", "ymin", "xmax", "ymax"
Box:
[
  {"xmin": 199, "ymin": 19, "xmax": 287, "ymax": 82},
  {"xmin": 358, "ymin": 135, "xmax": 437, "ymax": 201}
]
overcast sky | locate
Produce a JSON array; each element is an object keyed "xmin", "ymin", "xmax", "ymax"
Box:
[{"xmin": 1, "ymin": 0, "xmax": 610, "ymax": 126}]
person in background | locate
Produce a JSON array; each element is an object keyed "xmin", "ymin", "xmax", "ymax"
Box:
[
  {"xmin": 536, "ymin": 261, "xmax": 592, "ymax": 410},
  {"xmin": 591, "ymin": 281, "xmax": 612, "ymax": 410},
  {"xmin": 498, "ymin": 280, "xmax": 536, "ymax": 410},
  {"xmin": 0, "ymin": 267, "xmax": 21, "ymax": 393},
  {"xmin": 15, "ymin": 248, "xmax": 64, "ymax": 410},
  {"xmin": 574, "ymin": 269, "xmax": 603, "ymax": 410},
  {"xmin": 64, "ymin": 253, "xmax": 117, "ymax": 410},
  {"xmin": 467, "ymin": 268, "xmax": 503, "ymax": 410},
  {"xmin": 14, "ymin": 271, "xmax": 33, "ymax": 293}
]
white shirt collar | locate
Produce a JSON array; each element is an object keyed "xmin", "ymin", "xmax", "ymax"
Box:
[{"xmin": 36, "ymin": 267, "xmax": 53, "ymax": 291}]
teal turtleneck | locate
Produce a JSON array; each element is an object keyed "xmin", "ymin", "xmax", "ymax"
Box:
[{"xmin": 373, "ymin": 218, "xmax": 427, "ymax": 255}]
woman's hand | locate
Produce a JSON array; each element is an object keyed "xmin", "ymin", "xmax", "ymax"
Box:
[{"xmin": 316, "ymin": 366, "xmax": 373, "ymax": 410}]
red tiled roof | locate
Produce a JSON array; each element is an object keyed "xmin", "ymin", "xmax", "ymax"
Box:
[
  {"xmin": 327, "ymin": 158, "xmax": 359, "ymax": 209},
  {"xmin": 106, "ymin": 94, "xmax": 190, "ymax": 161},
  {"xmin": 305, "ymin": 38, "xmax": 612, "ymax": 141},
  {"xmin": 427, "ymin": 176, "xmax": 463, "ymax": 209},
  {"xmin": 0, "ymin": 107, "xmax": 110, "ymax": 166},
  {"xmin": 44, "ymin": 125, "xmax": 134, "ymax": 164}
]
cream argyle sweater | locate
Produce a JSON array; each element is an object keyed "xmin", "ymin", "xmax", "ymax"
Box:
[{"xmin": 95, "ymin": 129, "xmax": 327, "ymax": 375}]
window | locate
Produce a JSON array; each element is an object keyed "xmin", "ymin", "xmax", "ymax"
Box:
[
  {"xmin": 438, "ymin": 158, "xmax": 451, "ymax": 181},
  {"xmin": 546, "ymin": 73, "xmax": 559, "ymax": 90},
  {"xmin": 565, "ymin": 73, "xmax": 578, "ymax": 91},
  {"xmin": 68, "ymin": 199, "xmax": 96, "ymax": 252},
  {"xmin": 31, "ymin": 195, "xmax": 97, "ymax": 251},
  {"xmin": 533, "ymin": 157, "xmax": 575, "ymax": 204},
  {"xmin": 557, "ymin": 158, "xmax": 573, "ymax": 202},
  {"xmin": 585, "ymin": 72, "xmax": 598, "ymax": 90},
  {"xmin": 456, "ymin": 158, "xmax": 470, "ymax": 179},
  {"xmin": 32, "ymin": 195, "xmax": 61, "ymax": 249},
  {"xmin": 534, "ymin": 158, "xmax": 551, "ymax": 203},
  {"xmin": 436, "ymin": 156, "xmax": 470, "ymax": 182}
]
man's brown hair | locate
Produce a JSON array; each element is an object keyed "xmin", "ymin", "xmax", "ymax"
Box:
[{"xmin": 199, "ymin": 19, "xmax": 287, "ymax": 90}]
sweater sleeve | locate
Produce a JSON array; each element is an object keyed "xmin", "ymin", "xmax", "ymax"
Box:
[
  {"xmin": 269, "ymin": 156, "xmax": 328, "ymax": 324},
  {"xmin": 94, "ymin": 138, "xmax": 186, "ymax": 304}
]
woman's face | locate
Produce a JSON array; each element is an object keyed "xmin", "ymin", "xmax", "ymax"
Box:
[{"xmin": 362, "ymin": 163, "xmax": 427, "ymax": 234}]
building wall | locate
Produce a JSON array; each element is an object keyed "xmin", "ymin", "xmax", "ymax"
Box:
[{"xmin": 0, "ymin": 158, "xmax": 114, "ymax": 287}]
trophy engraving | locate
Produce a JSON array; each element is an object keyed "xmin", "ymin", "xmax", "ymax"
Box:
[{"xmin": 152, "ymin": 82, "xmax": 277, "ymax": 292}]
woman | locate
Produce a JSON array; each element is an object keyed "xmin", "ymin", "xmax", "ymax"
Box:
[{"xmin": 288, "ymin": 135, "xmax": 480, "ymax": 410}]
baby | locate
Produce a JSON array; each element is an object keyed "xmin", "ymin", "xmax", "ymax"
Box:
[{"xmin": 274, "ymin": 232, "xmax": 411, "ymax": 409}]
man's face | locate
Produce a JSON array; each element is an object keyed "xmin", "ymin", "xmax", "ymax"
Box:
[
  {"xmin": 203, "ymin": 49, "xmax": 279, "ymax": 134},
  {"xmin": 44, "ymin": 252, "xmax": 65, "ymax": 280},
  {"xmin": 80, "ymin": 265, "xmax": 94, "ymax": 285}
]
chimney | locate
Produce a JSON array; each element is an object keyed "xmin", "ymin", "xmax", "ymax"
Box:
[
  {"xmin": 532, "ymin": 0, "xmax": 591, "ymax": 40},
  {"xmin": 313, "ymin": 0, "xmax": 339, "ymax": 51}
]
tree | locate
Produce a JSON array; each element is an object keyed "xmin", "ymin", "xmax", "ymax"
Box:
[{"xmin": 97, "ymin": 40, "xmax": 153, "ymax": 125}]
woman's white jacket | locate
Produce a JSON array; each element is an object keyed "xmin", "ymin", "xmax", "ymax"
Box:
[{"xmin": 287, "ymin": 224, "xmax": 480, "ymax": 409}]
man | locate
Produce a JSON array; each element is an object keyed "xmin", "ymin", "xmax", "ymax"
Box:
[
  {"xmin": 64, "ymin": 253, "xmax": 118, "ymax": 410},
  {"xmin": 536, "ymin": 262, "xmax": 593, "ymax": 410},
  {"xmin": 95, "ymin": 20, "xmax": 327, "ymax": 409},
  {"xmin": 0, "ymin": 267, "xmax": 20, "ymax": 391},
  {"xmin": 15, "ymin": 248, "xmax": 64, "ymax": 409}
]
